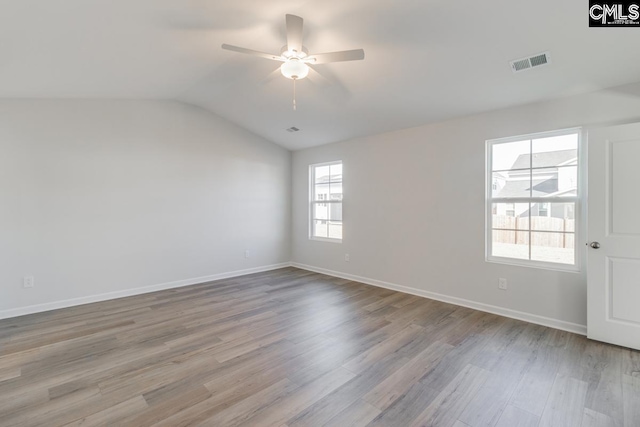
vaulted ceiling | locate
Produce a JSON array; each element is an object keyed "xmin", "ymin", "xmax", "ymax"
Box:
[{"xmin": 2, "ymin": 0, "xmax": 640, "ymax": 150}]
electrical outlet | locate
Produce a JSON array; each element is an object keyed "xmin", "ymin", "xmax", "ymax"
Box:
[
  {"xmin": 345, "ymin": 254, "xmax": 350, "ymax": 262},
  {"xmin": 498, "ymin": 278, "xmax": 508, "ymax": 290},
  {"xmin": 244, "ymin": 250, "xmax": 250, "ymax": 259},
  {"xmin": 23, "ymin": 276, "xmax": 34, "ymax": 288}
]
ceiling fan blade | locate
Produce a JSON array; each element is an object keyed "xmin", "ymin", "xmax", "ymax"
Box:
[
  {"xmin": 258, "ymin": 67, "xmax": 284, "ymax": 86},
  {"xmin": 285, "ymin": 14, "xmax": 304, "ymax": 54},
  {"xmin": 307, "ymin": 49, "xmax": 365, "ymax": 64},
  {"xmin": 306, "ymin": 65, "xmax": 333, "ymax": 87},
  {"xmin": 221, "ymin": 44, "xmax": 283, "ymax": 61},
  {"xmin": 307, "ymin": 65, "xmax": 351, "ymax": 98}
]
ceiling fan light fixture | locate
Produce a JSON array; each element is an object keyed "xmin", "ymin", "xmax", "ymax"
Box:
[
  {"xmin": 221, "ymin": 14, "xmax": 365, "ymax": 109},
  {"xmin": 280, "ymin": 59, "xmax": 309, "ymax": 80}
]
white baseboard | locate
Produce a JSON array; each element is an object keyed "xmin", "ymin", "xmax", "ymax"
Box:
[
  {"xmin": 0, "ymin": 263, "xmax": 292, "ymax": 321},
  {"xmin": 3, "ymin": 261, "xmax": 587, "ymax": 336},
  {"xmin": 291, "ymin": 262, "xmax": 587, "ymax": 336}
]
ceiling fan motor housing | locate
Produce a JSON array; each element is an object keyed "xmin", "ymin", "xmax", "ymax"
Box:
[
  {"xmin": 280, "ymin": 45, "xmax": 309, "ymax": 58},
  {"xmin": 281, "ymin": 58, "xmax": 309, "ymax": 80}
]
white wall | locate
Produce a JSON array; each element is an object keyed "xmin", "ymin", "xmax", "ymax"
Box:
[
  {"xmin": 1, "ymin": 100, "xmax": 291, "ymax": 316},
  {"xmin": 292, "ymin": 82, "xmax": 640, "ymax": 332}
]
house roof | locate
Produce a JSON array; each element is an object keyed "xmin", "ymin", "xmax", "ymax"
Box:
[
  {"xmin": 510, "ymin": 149, "xmax": 577, "ymax": 170},
  {"xmin": 496, "ymin": 178, "xmax": 560, "ymax": 198}
]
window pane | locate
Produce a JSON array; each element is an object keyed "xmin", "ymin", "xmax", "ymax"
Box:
[
  {"xmin": 531, "ymin": 203, "xmax": 575, "ymax": 232},
  {"xmin": 312, "ymin": 202, "xmax": 342, "ymax": 221},
  {"xmin": 312, "ymin": 220, "xmax": 328, "ymax": 238},
  {"xmin": 492, "ymin": 171, "xmax": 531, "ymax": 198},
  {"xmin": 492, "ymin": 230, "xmax": 529, "ymax": 260},
  {"xmin": 492, "ymin": 203, "xmax": 529, "ymax": 230},
  {"xmin": 315, "ymin": 165, "xmax": 330, "ymax": 184},
  {"xmin": 557, "ymin": 166, "xmax": 578, "ymax": 196},
  {"xmin": 532, "ymin": 134, "xmax": 578, "ymax": 168},
  {"xmin": 313, "ymin": 203, "xmax": 328, "ymax": 220},
  {"xmin": 531, "ymin": 232, "xmax": 575, "ymax": 264},
  {"xmin": 530, "ymin": 167, "xmax": 577, "ymax": 197},
  {"xmin": 330, "ymin": 203, "xmax": 342, "ymax": 221},
  {"xmin": 328, "ymin": 222, "xmax": 342, "ymax": 239},
  {"xmin": 314, "ymin": 183, "xmax": 330, "ymax": 201},
  {"xmin": 330, "ymin": 183, "xmax": 343, "ymax": 201},
  {"xmin": 530, "ymin": 168, "xmax": 558, "ymax": 197},
  {"xmin": 330, "ymin": 163, "xmax": 342, "ymax": 182},
  {"xmin": 493, "ymin": 140, "xmax": 530, "ymax": 171}
]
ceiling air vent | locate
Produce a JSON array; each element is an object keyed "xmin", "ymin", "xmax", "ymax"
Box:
[
  {"xmin": 286, "ymin": 127, "xmax": 300, "ymax": 132},
  {"xmin": 510, "ymin": 51, "xmax": 551, "ymax": 73}
]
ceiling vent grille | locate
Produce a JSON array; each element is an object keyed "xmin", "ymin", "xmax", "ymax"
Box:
[
  {"xmin": 286, "ymin": 127, "xmax": 300, "ymax": 132},
  {"xmin": 510, "ymin": 51, "xmax": 551, "ymax": 73}
]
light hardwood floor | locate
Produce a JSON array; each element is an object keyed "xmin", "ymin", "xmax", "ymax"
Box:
[{"xmin": 0, "ymin": 267, "xmax": 638, "ymax": 426}]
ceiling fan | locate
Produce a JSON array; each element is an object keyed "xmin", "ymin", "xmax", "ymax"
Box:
[{"xmin": 221, "ymin": 14, "xmax": 365, "ymax": 110}]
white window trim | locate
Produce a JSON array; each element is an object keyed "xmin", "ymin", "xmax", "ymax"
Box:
[
  {"xmin": 485, "ymin": 127, "xmax": 584, "ymax": 273},
  {"xmin": 309, "ymin": 160, "xmax": 343, "ymax": 243}
]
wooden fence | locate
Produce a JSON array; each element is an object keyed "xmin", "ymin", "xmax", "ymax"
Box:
[{"xmin": 493, "ymin": 215, "xmax": 575, "ymax": 248}]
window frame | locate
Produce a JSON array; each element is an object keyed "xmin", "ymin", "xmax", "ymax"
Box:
[
  {"xmin": 309, "ymin": 160, "xmax": 343, "ymax": 243},
  {"xmin": 485, "ymin": 127, "xmax": 583, "ymax": 272}
]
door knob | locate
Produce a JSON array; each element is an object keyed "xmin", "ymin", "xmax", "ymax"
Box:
[{"xmin": 590, "ymin": 242, "xmax": 601, "ymax": 249}]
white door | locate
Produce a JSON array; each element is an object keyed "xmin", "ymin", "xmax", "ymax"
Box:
[{"xmin": 587, "ymin": 123, "xmax": 640, "ymax": 350}]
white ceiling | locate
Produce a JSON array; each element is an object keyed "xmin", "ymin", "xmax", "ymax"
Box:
[{"xmin": 2, "ymin": 0, "xmax": 640, "ymax": 150}]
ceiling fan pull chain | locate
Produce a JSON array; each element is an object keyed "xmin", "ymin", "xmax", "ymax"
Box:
[{"xmin": 293, "ymin": 78, "xmax": 297, "ymax": 111}]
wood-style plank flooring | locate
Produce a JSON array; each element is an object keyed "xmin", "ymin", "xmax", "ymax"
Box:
[{"xmin": 0, "ymin": 267, "xmax": 638, "ymax": 426}]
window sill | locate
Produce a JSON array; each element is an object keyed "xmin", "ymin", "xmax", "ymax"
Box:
[
  {"xmin": 486, "ymin": 256, "xmax": 581, "ymax": 273},
  {"xmin": 309, "ymin": 236, "xmax": 342, "ymax": 244}
]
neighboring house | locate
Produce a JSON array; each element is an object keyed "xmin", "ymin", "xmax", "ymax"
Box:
[{"xmin": 492, "ymin": 149, "xmax": 577, "ymax": 219}]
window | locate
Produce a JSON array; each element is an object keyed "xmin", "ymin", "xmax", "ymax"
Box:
[
  {"xmin": 486, "ymin": 129, "xmax": 581, "ymax": 269},
  {"xmin": 310, "ymin": 161, "xmax": 342, "ymax": 241},
  {"xmin": 538, "ymin": 202, "xmax": 550, "ymax": 217},
  {"xmin": 505, "ymin": 203, "xmax": 516, "ymax": 217}
]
